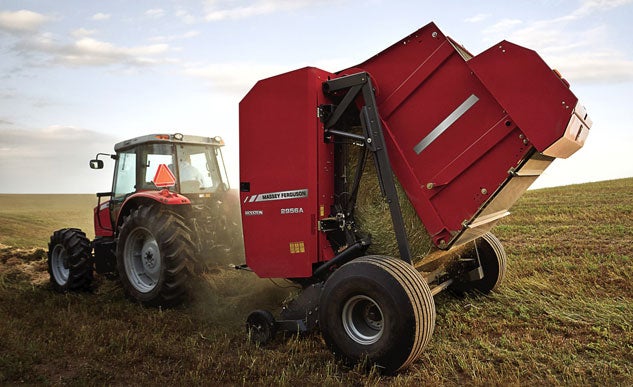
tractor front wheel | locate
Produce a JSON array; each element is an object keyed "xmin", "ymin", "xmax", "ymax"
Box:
[
  {"xmin": 47, "ymin": 228, "xmax": 93, "ymax": 292},
  {"xmin": 116, "ymin": 204, "xmax": 195, "ymax": 307},
  {"xmin": 319, "ymin": 256, "xmax": 435, "ymax": 374}
]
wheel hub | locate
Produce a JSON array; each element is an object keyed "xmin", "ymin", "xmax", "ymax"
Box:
[
  {"xmin": 342, "ymin": 295, "xmax": 384, "ymax": 345},
  {"xmin": 141, "ymin": 244, "xmax": 159, "ymax": 273},
  {"xmin": 124, "ymin": 227, "xmax": 162, "ymax": 293},
  {"xmin": 51, "ymin": 245, "xmax": 70, "ymax": 285},
  {"xmin": 364, "ymin": 304, "xmax": 383, "ymax": 330}
]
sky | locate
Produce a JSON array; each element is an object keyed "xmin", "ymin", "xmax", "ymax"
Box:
[{"xmin": 0, "ymin": 0, "xmax": 632, "ymax": 193}]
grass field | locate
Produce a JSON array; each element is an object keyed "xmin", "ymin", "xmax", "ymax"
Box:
[
  {"xmin": 1, "ymin": 179, "xmax": 632, "ymax": 385},
  {"xmin": 0, "ymin": 194, "xmax": 95, "ymax": 248}
]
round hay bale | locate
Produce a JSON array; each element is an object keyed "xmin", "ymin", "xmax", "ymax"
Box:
[{"xmin": 348, "ymin": 151, "xmax": 437, "ymax": 264}]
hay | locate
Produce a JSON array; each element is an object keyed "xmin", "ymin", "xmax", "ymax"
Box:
[
  {"xmin": 349, "ymin": 149, "xmax": 484, "ymax": 279},
  {"xmin": 348, "ymin": 151, "xmax": 437, "ymax": 264}
]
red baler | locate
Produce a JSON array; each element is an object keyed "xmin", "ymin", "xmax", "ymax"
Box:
[{"xmin": 239, "ymin": 22, "xmax": 591, "ymax": 373}]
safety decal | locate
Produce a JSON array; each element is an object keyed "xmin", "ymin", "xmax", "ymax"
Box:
[
  {"xmin": 289, "ymin": 241, "xmax": 305, "ymax": 254},
  {"xmin": 153, "ymin": 163, "xmax": 176, "ymax": 188}
]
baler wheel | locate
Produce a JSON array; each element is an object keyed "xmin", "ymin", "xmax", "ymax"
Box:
[
  {"xmin": 452, "ymin": 232, "xmax": 507, "ymax": 295},
  {"xmin": 116, "ymin": 204, "xmax": 195, "ymax": 307},
  {"xmin": 246, "ymin": 309, "xmax": 277, "ymax": 345},
  {"xmin": 319, "ymin": 256, "xmax": 435, "ymax": 374},
  {"xmin": 47, "ymin": 228, "xmax": 93, "ymax": 292}
]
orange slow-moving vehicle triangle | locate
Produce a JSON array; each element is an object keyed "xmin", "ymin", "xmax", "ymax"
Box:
[{"xmin": 153, "ymin": 164, "xmax": 176, "ymax": 188}]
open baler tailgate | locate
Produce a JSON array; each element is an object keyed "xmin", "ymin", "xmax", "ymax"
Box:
[{"xmin": 339, "ymin": 22, "xmax": 591, "ymax": 248}]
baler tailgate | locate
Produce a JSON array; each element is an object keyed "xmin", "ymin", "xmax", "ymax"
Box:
[{"xmin": 339, "ymin": 22, "xmax": 591, "ymax": 248}]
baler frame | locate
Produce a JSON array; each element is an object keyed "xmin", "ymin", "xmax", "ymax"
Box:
[{"xmin": 321, "ymin": 72, "xmax": 413, "ymax": 265}]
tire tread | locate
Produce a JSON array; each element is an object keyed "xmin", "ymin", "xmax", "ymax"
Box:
[{"xmin": 116, "ymin": 204, "xmax": 195, "ymax": 307}]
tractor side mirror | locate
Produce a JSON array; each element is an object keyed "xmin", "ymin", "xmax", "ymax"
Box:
[{"xmin": 90, "ymin": 159, "xmax": 104, "ymax": 169}]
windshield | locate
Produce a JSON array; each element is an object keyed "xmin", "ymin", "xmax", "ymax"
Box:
[
  {"xmin": 114, "ymin": 142, "xmax": 226, "ymax": 196},
  {"xmin": 175, "ymin": 144, "xmax": 226, "ymax": 194}
]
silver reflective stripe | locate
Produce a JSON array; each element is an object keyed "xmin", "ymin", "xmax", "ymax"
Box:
[{"xmin": 413, "ymin": 94, "xmax": 479, "ymax": 155}]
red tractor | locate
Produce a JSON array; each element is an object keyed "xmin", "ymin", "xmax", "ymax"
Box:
[{"xmin": 47, "ymin": 133, "xmax": 235, "ymax": 307}]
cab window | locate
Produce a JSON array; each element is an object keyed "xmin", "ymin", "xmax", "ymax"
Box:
[
  {"xmin": 113, "ymin": 152, "xmax": 136, "ymax": 198},
  {"xmin": 176, "ymin": 145, "xmax": 224, "ymax": 193},
  {"xmin": 138, "ymin": 143, "xmax": 175, "ymax": 191}
]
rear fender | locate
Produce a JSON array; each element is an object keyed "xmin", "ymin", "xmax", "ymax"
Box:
[{"xmin": 116, "ymin": 190, "xmax": 191, "ymax": 229}]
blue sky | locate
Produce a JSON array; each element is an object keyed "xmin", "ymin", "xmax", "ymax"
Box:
[{"xmin": 0, "ymin": 0, "xmax": 631, "ymax": 193}]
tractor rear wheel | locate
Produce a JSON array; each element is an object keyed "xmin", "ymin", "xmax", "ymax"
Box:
[
  {"xmin": 116, "ymin": 204, "xmax": 195, "ymax": 307},
  {"xmin": 319, "ymin": 256, "xmax": 435, "ymax": 374},
  {"xmin": 47, "ymin": 228, "xmax": 93, "ymax": 292},
  {"xmin": 451, "ymin": 232, "xmax": 507, "ymax": 295}
]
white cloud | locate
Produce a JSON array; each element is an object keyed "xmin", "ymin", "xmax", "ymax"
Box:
[
  {"xmin": 551, "ymin": 52, "xmax": 633, "ymax": 83},
  {"xmin": 571, "ymin": 0, "xmax": 633, "ymax": 18},
  {"xmin": 63, "ymin": 38, "xmax": 170, "ymax": 66},
  {"xmin": 479, "ymin": 1, "xmax": 633, "ymax": 84},
  {"xmin": 183, "ymin": 62, "xmax": 292, "ymax": 94},
  {"xmin": 0, "ymin": 89, "xmax": 17, "ymax": 100},
  {"xmin": 0, "ymin": 126, "xmax": 118, "ymax": 193},
  {"xmin": 181, "ymin": 30, "xmax": 200, "ymax": 39},
  {"xmin": 176, "ymin": 8, "xmax": 197, "ymax": 24},
  {"xmin": 149, "ymin": 30, "xmax": 200, "ymax": 43},
  {"xmin": 12, "ymin": 31, "xmax": 172, "ymax": 67},
  {"xmin": 482, "ymin": 18, "xmax": 523, "ymax": 37},
  {"xmin": 465, "ymin": 13, "xmax": 490, "ymax": 23},
  {"xmin": 145, "ymin": 8, "xmax": 166, "ymax": 18},
  {"xmin": 0, "ymin": 9, "xmax": 49, "ymax": 33},
  {"xmin": 203, "ymin": 0, "xmax": 331, "ymax": 21},
  {"xmin": 71, "ymin": 28, "xmax": 96, "ymax": 38},
  {"xmin": 91, "ymin": 13, "xmax": 111, "ymax": 21},
  {"xmin": 181, "ymin": 55, "xmax": 356, "ymax": 95}
]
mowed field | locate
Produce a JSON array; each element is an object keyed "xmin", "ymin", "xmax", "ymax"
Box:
[{"xmin": 1, "ymin": 179, "xmax": 632, "ymax": 385}]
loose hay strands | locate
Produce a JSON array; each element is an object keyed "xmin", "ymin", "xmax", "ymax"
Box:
[{"xmin": 349, "ymin": 149, "xmax": 437, "ymax": 264}]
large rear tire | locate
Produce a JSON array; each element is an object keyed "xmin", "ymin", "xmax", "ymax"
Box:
[
  {"xmin": 47, "ymin": 228, "xmax": 93, "ymax": 292},
  {"xmin": 116, "ymin": 204, "xmax": 195, "ymax": 307},
  {"xmin": 319, "ymin": 256, "xmax": 435, "ymax": 374},
  {"xmin": 451, "ymin": 232, "xmax": 507, "ymax": 295}
]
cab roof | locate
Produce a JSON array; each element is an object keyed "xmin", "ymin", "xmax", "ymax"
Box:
[{"xmin": 114, "ymin": 133, "xmax": 224, "ymax": 152}]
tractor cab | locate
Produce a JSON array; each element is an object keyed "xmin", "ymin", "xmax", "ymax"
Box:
[
  {"xmin": 95, "ymin": 133, "xmax": 228, "ymax": 198},
  {"xmin": 91, "ymin": 133, "xmax": 229, "ymax": 232}
]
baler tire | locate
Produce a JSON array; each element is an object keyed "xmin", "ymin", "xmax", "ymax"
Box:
[
  {"xmin": 452, "ymin": 232, "xmax": 507, "ymax": 295},
  {"xmin": 246, "ymin": 309, "xmax": 276, "ymax": 345},
  {"xmin": 47, "ymin": 228, "xmax": 93, "ymax": 292},
  {"xmin": 116, "ymin": 204, "xmax": 195, "ymax": 308},
  {"xmin": 319, "ymin": 256, "xmax": 435, "ymax": 374}
]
